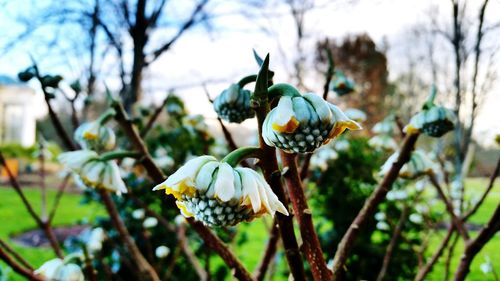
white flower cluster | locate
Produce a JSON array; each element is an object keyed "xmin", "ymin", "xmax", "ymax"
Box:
[
  {"xmin": 153, "ymin": 156, "xmax": 288, "ymax": 227},
  {"xmin": 368, "ymin": 116, "xmax": 398, "ymax": 151},
  {"xmin": 35, "ymin": 259, "xmax": 84, "ymax": 281},
  {"xmin": 59, "ymin": 150, "xmax": 127, "ymax": 194},
  {"xmin": 262, "ymin": 92, "xmax": 361, "ymax": 153}
]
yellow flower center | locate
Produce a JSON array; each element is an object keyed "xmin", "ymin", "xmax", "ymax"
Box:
[
  {"xmin": 272, "ymin": 116, "xmax": 299, "ymax": 133},
  {"xmin": 83, "ymin": 131, "xmax": 98, "ymax": 140}
]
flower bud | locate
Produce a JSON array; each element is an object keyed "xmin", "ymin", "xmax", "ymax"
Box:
[
  {"xmin": 41, "ymin": 75, "xmax": 63, "ymax": 88},
  {"xmin": 143, "ymin": 217, "xmax": 158, "ymax": 228},
  {"xmin": 404, "ymin": 106, "xmax": 456, "ymax": 137},
  {"xmin": 58, "ymin": 150, "xmax": 127, "ymax": 194},
  {"xmin": 74, "ymin": 122, "xmax": 116, "ymax": 152},
  {"xmin": 262, "ymin": 94, "xmax": 361, "ymax": 153},
  {"xmin": 368, "ymin": 135, "xmax": 398, "ymax": 151},
  {"xmin": 331, "ymin": 72, "xmax": 355, "ymax": 96},
  {"xmin": 55, "ymin": 264, "xmax": 84, "ymax": 281},
  {"xmin": 213, "ymin": 84, "xmax": 255, "ymax": 123},
  {"xmin": 153, "ymin": 156, "xmax": 288, "ymax": 227},
  {"xmin": 155, "ymin": 246, "xmax": 171, "ymax": 258},
  {"xmin": 380, "ymin": 150, "xmax": 436, "ymax": 179},
  {"xmin": 35, "ymin": 258, "xmax": 64, "ymax": 280},
  {"xmin": 18, "ymin": 70, "xmax": 35, "ymax": 82}
]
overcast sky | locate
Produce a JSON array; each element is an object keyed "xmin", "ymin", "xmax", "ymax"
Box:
[{"xmin": 1, "ymin": 0, "xmax": 499, "ymax": 146}]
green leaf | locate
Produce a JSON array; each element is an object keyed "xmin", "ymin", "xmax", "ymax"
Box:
[
  {"xmin": 253, "ymin": 53, "xmax": 270, "ymax": 101},
  {"xmin": 253, "ymin": 49, "xmax": 264, "ymax": 67}
]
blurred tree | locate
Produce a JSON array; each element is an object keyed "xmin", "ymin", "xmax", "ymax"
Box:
[
  {"xmin": 2, "ymin": 0, "xmax": 211, "ymax": 111},
  {"xmin": 316, "ymin": 34, "xmax": 390, "ymax": 128}
]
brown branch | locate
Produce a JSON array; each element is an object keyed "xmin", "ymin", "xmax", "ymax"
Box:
[
  {"xmin": 99, "ymin": 190, "xmax": 160, "ymax": 281},
  {"xmin": 428, "ymin": 174, "xmax": 469, "ymax": 241},
  {"xmin": 462, "ymin": 157, "xmax": 499, "ymax": 221},
  {"xmin": 453, "ymin": 203, "xmax": 500, "ymax": 281},
  {"xmin": 282, "ymin": 153, "xmax": 332, "ymax": 281},
  {"xmin": 32, "ymin": 65, "xmax": 77, "ymax": 151},
  {"xmin": 254, "ymin": 219, "xmax": 280, "ymax": 281},
  {"xmin": 140, "ymin": 94, "xmax": 170, "ymax": 138},
  {"xmin": 332, "ymin": 133, "xmax": 419, "ymax": 280},
  {"xmin": 0, "ymin": 151, "xmax": 63, "ymax": 258},
  {"xmin": 253, "ymin": 72, "xmax": 307, "ymax": 279},
  {"xmin": 178, "ymin": 224, "xmax": 208, "ymax": 281},
  {"xmin": 376, "ymin": 205, "xmax": 410, "ymax": 281},
  {"xmin": 0, "ymin": 245, "xmax": 44, "ymax": 281},
  {"xmin": 394, "ymin": 115, "xmax": 406, "ymax": 139},
  {"xmin": 111, "ymin": 99, "xmax": 254, "ymax": 281},
  {"xmin": 0, "ymin": 239, "xmax": 34, "ymax": 271},
  {"xmin": 444, "ymin": 232, "xmax": 459, "ymax": 281},
  {"xmin": 414, "ymin": 225, "xmax": 455, "ymax": 281},
  {"xmin": 48, "ymin": 174, "xmax": 71, "ymax": 223}
]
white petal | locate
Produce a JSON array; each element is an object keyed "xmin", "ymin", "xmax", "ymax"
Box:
[
  {"xmin": 213, "ymin": 163, "xmax": 235, "ymax": 202},
  {"xmin": 165, "ymin": 155, "xmax": 215, "ymax": 186},
  {"xmin": 195, "ymin": 161, "xmax": 219, "ymax": 193},
  {"xmin": 58, "ymin": 150, "xmax": 98, "ymax": 171},
  {"xmin": 238, "ymin": 168, "xmax": 261, "ymax": 213},
  {"xmin": 110, "ymin": 161, "xmax": 127, "ymax": 194},
  {"xmin": 303, "ymin": 93, "xmax": 332, "ymax": 124}
]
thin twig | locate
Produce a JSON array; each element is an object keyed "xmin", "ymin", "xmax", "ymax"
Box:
[
  {"xmin": 48, "ymin": 174, "xmax": 71, "ymax": 223},
  {"xmin": 254, "ymin": 219, "xmax": 280, "ymax": 281},
  {"xmin": 99, "ymin": 190, "xmax": 160, "ymax": 281},
  {"xmin": 414, "ymin": 225, "xmax": 455, "ymax": 281},
  {"xmin": 140, "ymin": 94, "xmax": 170, "ymax": 138},
  {"xmin": 428, "ymin": 173, "xmax": 469, "ymax": 241},
  {"xmin": 0, "ymin": 239, "xmax": 34, "ymax": 271},
  {"xmin": 453, "ymin": 203, "xmax": 500, "ymax": 281},
  {"xmin": 0, "ymin": 246, "xmax": 44, "ymax": 281},
  {"xmin": 0, "ymin": 151, "xmax": 63, "ymax": 258},
  {"xmin": 444, "ymin": 232, "xmax": 459, "ymax": 281},
  {"xmin": 178, "ymin": 224, "xmax": 209, "ymax": 281},
  {"xmin": 331, "ymin": 133, "xmax": 419, "ymax": 280},
  {"xmin": 376, "ymin": 204, "xmax": 410, "ymax": 281},
  {"xmin": 462, "ymin": 157, "xmax": 499, "ymax": 221},
  {"xmin": 282, "ymin": 153, "xmax": 332, "ymax": 281}
]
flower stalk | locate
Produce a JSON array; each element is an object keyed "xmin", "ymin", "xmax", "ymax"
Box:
[{"xmin": 221, "ymin": 146, "xmax": 262, "ymax": 167}]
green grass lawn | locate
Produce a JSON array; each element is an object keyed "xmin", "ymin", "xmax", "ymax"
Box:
[
  {"xmin": 0, "ymin": 187, "xmax": 104, "ymax": 280},
  {"xmin": 0, "ymin": 178, "xmax": 498, "ymax": 280}
]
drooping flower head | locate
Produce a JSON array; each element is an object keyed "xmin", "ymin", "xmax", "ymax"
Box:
[
  {"xmin": 404, "ymin": 87, "xmax": 456, "ymax": 137},
  {"xmin": 379, "ymin": 150, "xmax": 437, "ymax": 179},
  {"xmin": 153, "ymin": 155, "xmax": 288, "ymax": 227},
  {"xmin": 74, "ymin": 121, "xmax": 116, "ymax": 152},
  {"xmin": 331, "ymin": 71, "xmax": 355, "ymax": 96},
  {"xmin": 213, "ymin": 84, "xmax": 255, "ymax": 123},
  {"xmin": 58, "ymin": 150, "xmax": 127, "ymax": 194},
  {"xmin": 262, "ymin": 85, "xmax": 361, "ymax": 153},
  {"xmin": 404, "ymin": 106, "xmax": 456, "ymax": 137}
]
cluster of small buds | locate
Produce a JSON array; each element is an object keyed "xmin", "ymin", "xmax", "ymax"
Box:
[
  {"xmin": 213, "ymin": 84, "xmax": 255, "ymax": 123},
  {"xmin": 380, "ymin": 149, "xmax": 437, "ymax": 180},
  {"xmin": 262, "ymin": 91, "xmax": 361, "ymax": 153},
  {"xmin": 35, "ymin": 258, "xmax": 84, "ymax": 281},
  {"xmin": 153, "ymin": 155, "xmax": 288, "ymax": 227},
  {"xmin": 74, "ymin": 121, "xmax": 116, "ymax": 152},
  {"xmin": 58, "ymin": 150, "xmax": 127, "ymax": 194},
  {"xmin": 405, "ymin": 106, "xmax": 456, "ymax": 137}
]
